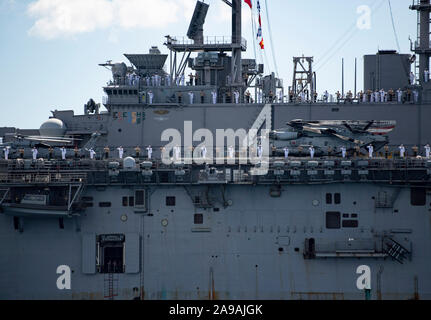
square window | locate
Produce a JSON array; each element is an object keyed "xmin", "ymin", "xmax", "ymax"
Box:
[
  {"xmin": 334, "ymin": 193, "xmax": 341, "ymax": 204},
  {"xmin": 326, "ymin": 193, "xmax": 332, "ymax": 204},
  {"xmin": 342, "ymin": 213, "xmax": 349, "ymax": 218},
  {"xmin": 194, "ymin": 214, "xmax": 204, "ymax": 225},
  {"xmin": 122, "ymin": 197, "xmax": 128, "ymax": 207},
  {"xmin": 351, "ymin": 213, "xmax": 358, "ymax": 218},
  {"xmin": 129, "ymin": 197, "xmax": 134, "ymax": 207},
  {"xmin": 166, "ymin": 196, "xmax": 176, "ymax": 206},
  {"xmin": 326, "ymin": 212, "xmax": 340, "ymax": 229}
]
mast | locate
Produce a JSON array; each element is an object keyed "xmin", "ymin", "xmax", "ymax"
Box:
[
  {"xmin": 410, "ymin": 0, "xmax": 431, "ymax": 84},
  {"xmin": 231, "ymin": 0, "xmax": 243, "ymax": 87}
]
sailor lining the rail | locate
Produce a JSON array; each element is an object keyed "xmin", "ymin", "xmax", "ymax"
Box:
[
  {"xmin": 234, "ymin": 90, "xmax": 240, "ymax": 104},
  {"xmin": 32, "ymin": 147, "xmax": 38, "ymax": 161},
  {"xmin": 323, "ymin": 90, "xmax": 329, "ymax": 103},
  {"xmin": 397, "ymin": 88, "xmax": 402, "ymax": 103},
  {"xmin": 3, "ymin": 146, "xmax": 10, "ymax": 160},
  {"xmin": 135, "ymin": 146, "xmax": 141, "ymax": 158},
  {"xmin": 148, "ymin": 91, "xmax": 154, "ymax": 104},
  {"xmin": 89, "ymin": 148, "xmax": 96, "ymax": 160},
  {"xmin": 379, "ymin": 89, "xmax": 385, "ymax": 103},
  {"xmin": 257, "ymin": 145, "xmax": 263, "ymax": 158},
  {"xmin": 284, "ymin": 147, "xmax": 289, "ymax": 159},
  {"xmin": 367, "ymin": 145, "xmax": 374, "ymax": 159},
  {"xmin": 413, "ymin": 89, "xmax": 419, "ymax": 103},
  {"xmin": 399, "ymin": 144, "xmax": 406, "ymax": 159},
  {"xmin": 341, "ymin": 146, "xmax": 347, "ymax": 159},
  {"xmin": 60, "ymin": 146, "xmax": 67, "ymax": 160},
  {"xmin": 425, "ymin": 69, "xmax": 429, "ymax": 83},
  {"xmin": 147, "ymin": 145, "xmax": 152, "ymax": 160},
  {"xmin": 188, "ymin": 91, "xmax": 194, "ymax": 104},
  {"xmin": 211, "ymin": 90, "xmax": 217, "ymax": 104},
  {"xmin": 117, "ymin": 146, "xmax": 124, "ymax": 159},
  {"xmin": 228, "ymin": 146, "xmax": 235, "ymax": 159},
  {"xmin": 165, "ymin": 75, "xmax": 171, "ymax": 86},
  {"xmin": 425, "ymin": 144, "xmax": 430, "ymax": 159},
  {"xmin": 201, "ymin": 145, "xmax": 207, "ymax": 159},
  {"xmin": 309, "ymin": 146, "xmax": 315, "ymax": 159},
  {"xmin": 174, "ymin": 145, "xmax": 181, "ymax": 160}
]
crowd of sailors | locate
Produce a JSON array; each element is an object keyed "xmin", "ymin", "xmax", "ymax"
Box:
[
  {"xmin": 289, "ymin": 88, "xmax": 420, "ymax": 104},
  {"xmin": 2, "ymin": 144, "xmax": 430, "ymax": 162},
  {"xmin": 112, "ymin": 70, "xmax": 422, "ymax": 105}
]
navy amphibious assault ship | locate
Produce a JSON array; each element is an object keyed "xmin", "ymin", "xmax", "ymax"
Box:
[{"xmin": 1, "ymin": 0, "xmax": 431, "ymax": 300}]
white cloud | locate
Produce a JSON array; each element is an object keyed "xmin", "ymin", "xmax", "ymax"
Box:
[{"xmin": 27, "ymin": 0, "xmax": 196, "ymax": 39}]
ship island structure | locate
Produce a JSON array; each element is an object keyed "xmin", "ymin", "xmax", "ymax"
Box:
[{"xmin": 1, "ymin": 0, "xmax": 431, "ymax": 300}]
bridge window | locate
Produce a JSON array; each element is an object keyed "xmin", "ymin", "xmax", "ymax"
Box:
[
  {"xmin": 326, "ymin": 212, "xmax": 340, "ymax": 229},
  {"xmin": 122, "ymin": 197, "xmax": 128, "ymax": 207},
  {"xmin": 129, "ymin": 196, "xmax": 134, "ymax": 207}
]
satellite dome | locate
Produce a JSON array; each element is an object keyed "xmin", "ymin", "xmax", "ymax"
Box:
[
  {"xmin": 123, "ymin": 157, "xmax": 136, "ymax": 170},
  {"xmin": 39, "ymin": 118, "xmax": 67, "ymax": 137}
]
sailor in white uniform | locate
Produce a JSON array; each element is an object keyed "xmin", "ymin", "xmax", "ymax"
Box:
[
  {"xmin": 165, "ymin": 75, "xmax": 171, "ymax": 86},
  {"xmin": 257, "ymin": 145, "xmax": 263, "ymax": 158},
  {"xmin": 228, "ymin": 146, "xmax": 235, "ymax": 159},
  {"xmin": 284, "ymin": 147, "xmax": 289, "ymax": 159},
  {"xmin": 425, "ymin": 144, "xmax": 430, "ymax": 159},
  {"xmin": 211, "ymin": 90, "xmax": 217, "ymax": 104},
  {"xmin": 425, "ymin": 69, "xmax": 430, "ymax": 83},
  {"xmin": 323, "ymin": 90, "xmax": 329, "ymax": 103},
  {"xmin": 201, "ymin": 145, "xmax": 207, "ymax": 159},
  {"xmin": 379, "ymin": 89, "xmax": 384, "ymax": 103},
  {"xmin": 148, "ymin": 91, "xmax": 154, "ymax": 104},
  {"xmin": 147, "ymin": 145, "xmax": 152, "ymax": 160},
  {"xmin": 180, "ymin": 73, "xmax": 185, "ymax": 86},
  {"xmin": 367, "ymin": 145, "xmax": 374, "ymax": 159},
  {"xmin": 234, "ymin": 91, "xmax": 240, "ymax": 104},
  {"xmin": 188, "ymin": 91, "xmax": 194, "ymax": 104},
  {"xmin": 89, "ymin": 148, "xmax": 96, "ymax": 160},
  {"xmin": 341, "ymin": 146, "xmax": 347, "ymax": 158},
  {"xmin": 32, "ymin": 147, "xmax": 38, "ymax": 161},
  {"xmin": 399, "ymin": 144, "xmax": 406, "ymax": 158},
  {"xmin": 174, "ymin": 145, "xmax": 181, "ymax": 160},
  {"xmin": 413, "ymin": 90, "xmax": 419, "ymax": 103},
  {"xmin": 60, "ymin": 147, "xmax": 67, "ymax": 160},
  {"xmin": 309, "ymin": 146, "xmax": 315, "ymax": 159},
  {"xmin": 397, "ymin": 89, "xmax": 402, "ymax": 103},
  {"xmin": 117, "ymin": 146, "xmax": 124, "ymax": 159},
  {"xmin": 3, "ymin": 146, "xmax": 10, "ymax": 160}
]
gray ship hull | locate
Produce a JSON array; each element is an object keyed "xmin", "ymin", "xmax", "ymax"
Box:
[{"xmin": 1, "ymin": 180, "xmax": 430, "ymax": 300}]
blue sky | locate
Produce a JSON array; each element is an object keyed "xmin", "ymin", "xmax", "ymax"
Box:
[{"xmin": 0, "ymin": 0, "xmax": 417, "ymax": 129}]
